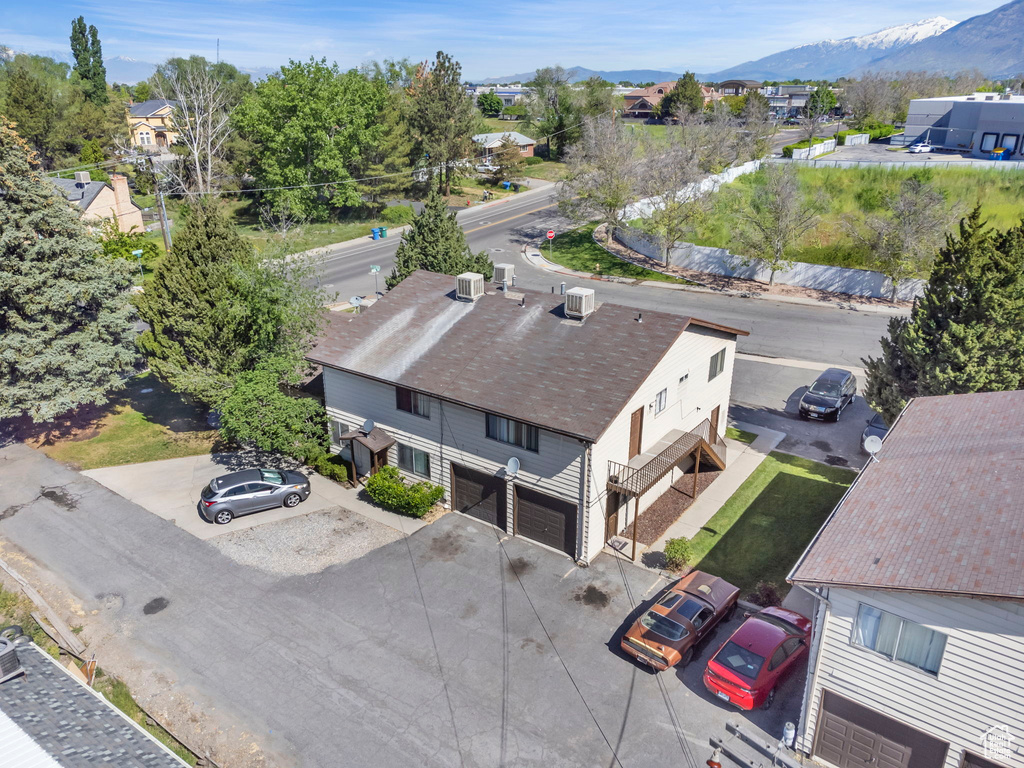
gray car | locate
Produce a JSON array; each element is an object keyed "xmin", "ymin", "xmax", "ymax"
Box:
[{"xmin": 199, "ymin": 468, "xmax": 311, "ymax": 525}]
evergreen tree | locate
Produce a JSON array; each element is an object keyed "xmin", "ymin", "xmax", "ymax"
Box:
[
  {"xmin": 355, "ymin": 94, "xmax": 414, "ymax": 216},
  {"xmin": 863, "ymin": 209, "xmax": 1024, "ymax": 422},
  {"xmin": 659, "ymin": 72, "xmax": 704, "ymax": 118},
  {"xmin": 0, "ymin": 117, "xmax": 137, "ymax": 422},
  {"xmin": 387, "ymin": 190, "xmax": 492, "ymax": 288},
  {"xmin": 407, "ymin": 52, "xmax": 476, "ymax": 195},
  {"xmin": 489, "ymin": 135, "xmax": 525, "ymax": 185},
  {"xmin": 135, "ymin": 202, "xmax": 255, "ymax": 404},
  {"xmin": 70, "ymin": 17, "xmax": 89, "ymax": 77},
  {"xmin": 68, "ymin": 17, "xmax": 107, "ymax": 105}
]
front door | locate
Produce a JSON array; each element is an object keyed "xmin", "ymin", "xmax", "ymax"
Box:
[
  {"xmin": 710, "ymin": 405, "xmax": 720, "ymax": 439},
  {"xmin": 628, "ymin": 407, "xmax": 644, "ymax": 459}
]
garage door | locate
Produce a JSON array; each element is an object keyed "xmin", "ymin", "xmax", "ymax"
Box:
[
  {"xmin": 451, "ymin": 463, "xmax": 506, "ymax": 530},
  {"xmin": 813, "ymin": 690, "xmax": 948, "ymax": 768},
  {"xmin": 514, "ymin": 486, "xmax": 577, "ymax": 557}
]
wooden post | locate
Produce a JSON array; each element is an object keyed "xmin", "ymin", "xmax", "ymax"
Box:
[
  {"xmin": 631, "ymin": 495, "xmax": 640, "ymax": 562},
  {"xmin": 347, "ymin": 438, "xmax": 359, "ymax": 485},
  {"xmin": 692, "ymin": 446, "xmax": 702, "ymax": 497}
]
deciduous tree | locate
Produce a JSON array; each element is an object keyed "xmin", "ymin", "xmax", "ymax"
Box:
[
  {"xmin": 354, "ymin": 93, "xmax": 415, "ymax": 216},
  {"xmin": 387, "ymin": 189, "xmax": 492, "ymax": 288},
  {"xmin": 0, "ymin": 117, "xmax": 137, "ymax": 422},
  {"xmin": 477, "ymin": 92, "xmax": 503, "ymax": 116},
  {"xmin": 69, "ymin": 17, "xmax": 107, "ymax": 105},
  {"xmin": 863, "ymin": 209, "xmax": 1024, "ymax": 422},
  {"xmin": 489, "ymin": 135, "xmax": 525, "ymax": 185}
]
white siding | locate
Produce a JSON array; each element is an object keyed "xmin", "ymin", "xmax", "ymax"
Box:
[
  {"xmin": 799, "ymin": 587, "xmax": 1024, "ymax": 768},
  {"xmin": 585, "ymin": 325, "xmax": 738, "ymax": 560},
  {"xmin": 323, "ymin": 368, "xmax": 586, "ymax": 551}
]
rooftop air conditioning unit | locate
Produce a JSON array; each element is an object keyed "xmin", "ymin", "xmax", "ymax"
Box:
[
  {"xmin": 493, "ymin": 263, "xmax": 514, "ymax": 284},
  {"xmin": 456, "ymin": 272, "xmax": 485, "ymax": 302},
  {"xmin": 0, "ymin": 638, "xmax": 24, "ymax": 684},
  {"xmin": 564, "ymin": 287, "xmax": 595, "ymax": 319},
  {"xmin": 74, "ymin": 171, "xmax": 91, "ymax": 185}
]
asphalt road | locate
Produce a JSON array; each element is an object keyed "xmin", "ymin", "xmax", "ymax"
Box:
[{"xmin": 0, "ymin": 444, "xmax": 805, "ymax": 768}]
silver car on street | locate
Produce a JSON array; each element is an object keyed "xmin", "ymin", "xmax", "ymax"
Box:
[{"xmin": 199, "ymin": 468, "xmax": 311, "ymax": 524}]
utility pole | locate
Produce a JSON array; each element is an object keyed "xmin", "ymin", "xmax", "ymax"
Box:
[{"xmin": 149, "ymin": 156, "xmax": 172, "ymax": 254}]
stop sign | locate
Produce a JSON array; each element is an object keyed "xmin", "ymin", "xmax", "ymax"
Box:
[{"xmin": 547, "ymin": 230, "xmax": 555, "ymax": 240}]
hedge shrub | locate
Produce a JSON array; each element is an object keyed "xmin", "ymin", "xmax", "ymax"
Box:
[
  {"xmin": 663, "ymin": 537, "xmax": 692, "ymax": 570},
  {"xmin": 836, "ymin": 124, "xmax": 896, "ymax": 145},
  {"xmin": 365, "ymin": 465, "xmax": 444, "ymax": 518},
  {"xmin": 305, "ymin": 448, "xmax": 349, "ymax": 483},
  {"xmin": 523, "ymin": 156, "xmax": 545, "ymax": 166},
  {"xmin": 782, "ymin": 137, "xmax": 830, "ymax": 158},
  {"xmin": 381, "ymin": 204, "xmax": 415, "ymax": 225}
]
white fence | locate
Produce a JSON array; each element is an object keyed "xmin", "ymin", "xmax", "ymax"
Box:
[
  {"xmin": 791, "ymin": 138, "xmax": 837, "ymax": 160},
  {"xmin": 622, "ymin": 159, "xmax": 763, "ymax": 220},
  {"xmin": 842, "ymin": 133, "xmax": 870, "ymax": 146},
  {"xmin": 781, "ymin": 157, "xmax": 1024, "ymax": 171}
]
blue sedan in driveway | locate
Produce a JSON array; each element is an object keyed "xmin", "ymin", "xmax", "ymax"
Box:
[{"xmin": 199, "ymin": 468, "xmax": 311, "ymax": 524}]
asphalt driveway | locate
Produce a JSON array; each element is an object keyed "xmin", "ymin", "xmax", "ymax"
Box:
[{"xmin": 0, "ymin": 443, "xmax": 806, "ymax": 767}]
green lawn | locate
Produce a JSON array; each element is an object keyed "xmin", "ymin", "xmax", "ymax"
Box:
[
  {"xmin": 689, "ymin": 452, "xmax": 856, "ymax": 597},
  {"xmin": 546, "ymin": 224, "xmax": 692, "ymax": 283},
  {"xmin": 725, "ymin": 426, "xmax": 758, "ymax": 444},
  {"xmin": 41, "ymin": 374, "xmax": 220, "ymax": 470},
  {"xmin": 693, "ymin": 166, "xmax": 1024, "ymax": 273},
  {"xmin": 521, "ymin": 160, "xmax": 569, "ymax": 181}
]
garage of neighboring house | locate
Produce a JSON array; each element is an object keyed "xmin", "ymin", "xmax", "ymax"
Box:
[
  {"xmin": 513, "ymin": 485, "xmax": 577, "ymax": 558},
  {"xmin": 813, "ymin": 690, "xmax": 949, "ymax": 768},
  {"xmin": 451, "ymin": 463, "xmax": 507, "ymax": 530}
]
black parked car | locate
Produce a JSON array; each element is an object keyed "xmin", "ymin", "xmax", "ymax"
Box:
[
  {"xmin": 199, "ymin": 468, "xmax": 311, "ymax": 524},
  {"xmin": 798, "ymin": 368, "xmax": 857, "ymax": 422},
  {"xmin": 861, "ymin": 412, "xmax": 889, "ymax": 452}
]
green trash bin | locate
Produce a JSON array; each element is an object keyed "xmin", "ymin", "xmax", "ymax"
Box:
[{"xmin": 380, "ymin": 227, "xmax": 388, "ymax": 238}]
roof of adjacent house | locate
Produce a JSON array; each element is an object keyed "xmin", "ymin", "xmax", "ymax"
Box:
[
  {"xmin": 791, "ymin": 390, "xmax": 1024, "ymax": 601},
  {"xmin": 128, "ymin": 99, "xmax": 177, "ymax": 117},
  {"xmin": 718, "ymin": 79, "xmax": 763, "ymax": 88},
  {"xmin": 0, "ymin": 639, "xmax": 189, "ymax": 767},
  {"xmin": 308, "ymin": 270, "xmax": 747, "ymax": 442},
  {"xmin": 49, "ymin": 177, "xmax": 107, "ymax": 210},
  {"xmin": 471, "ymin": 131, "xmax": 536, "ymax": 148}
]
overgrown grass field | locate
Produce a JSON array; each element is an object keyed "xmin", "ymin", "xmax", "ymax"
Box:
[{"xmin": 692, "ymin": 166, "xmax": 1024, "ymax": 273}]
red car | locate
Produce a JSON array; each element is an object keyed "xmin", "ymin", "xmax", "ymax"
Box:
[{"xmin": 702, "ymin": 606, "xmax": 812, "ymax": 710}]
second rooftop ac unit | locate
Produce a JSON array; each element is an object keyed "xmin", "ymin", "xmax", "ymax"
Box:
[
  {"xmin": 564, "ymin": 287, "xmax": 595, "ymax": 318},
  {"xmin": 456, "ymin": 272, "xmax": 485, "ymax": 301},
  {"xmin": 493, "ymin": 263, "xmax": 514, "ymax": 284}
]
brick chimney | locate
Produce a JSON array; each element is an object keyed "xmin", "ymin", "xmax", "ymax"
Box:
[{"xmin": 110, "ymin": 174, "xmax": 132, "ymax": 217}]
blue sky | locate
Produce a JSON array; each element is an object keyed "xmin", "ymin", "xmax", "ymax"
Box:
[{"xmin": 0, "ymin": 0, "xmax": 1001, "ymax": 78}]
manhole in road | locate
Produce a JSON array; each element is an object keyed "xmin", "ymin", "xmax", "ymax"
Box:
[{"xmin": 490, "ymin": 248, "xmax": 505, "ymax": 253}]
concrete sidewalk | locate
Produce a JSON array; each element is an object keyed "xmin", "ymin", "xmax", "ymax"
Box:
[
  {"xmin": 82, "ymin": 453, "xmax": 427, "ymax": 540},
  {"xmin": 647, "ymin": 421, "xmax": 787, "ymax": 553}
]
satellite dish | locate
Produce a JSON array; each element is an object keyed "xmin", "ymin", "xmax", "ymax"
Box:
[
  {"xmin": 349, "ymin": 296, "xmax": 363, "ymax": 307},
  {"xmin": 864, "ymin": 435, "xmax": 883, "ymax": 460},
  {"xmin": 505, "ymin": 457, "xmax": 520, "ymax": 476},
  {"xmin": 362, "ymin": 418, "xmax": 375, "ymax": 435}
]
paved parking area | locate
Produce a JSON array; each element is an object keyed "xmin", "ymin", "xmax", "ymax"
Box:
[
  {"xmin": 826, "ymin": 142, "xmax": 978, "ymax": 163},
  {"xmin": 1, "ymin": 443, "xmax": 806, "ymax": 767}
]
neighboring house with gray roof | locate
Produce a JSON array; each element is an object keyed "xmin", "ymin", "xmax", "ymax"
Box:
[
  {"xmin": 50, "ymin": 171, "xmax": 144, "ymax": 233},
  {"xmin": 309, "ymin": 269, "xmax": 747, "ymax": 563},
  {"xmin": 127, "ymin": 99, "xmax": 178, "ymax": 150},
  {"xmin": 471, "ymin": 131, "xmax": 536, "ymax": 158},
  {"xmin": 0, "ymin": 636, "xmax": 189, "ymax": 767},
  {"xmin": 789, "ymin": 390, "xmax": 1024, "ymax": 768}
]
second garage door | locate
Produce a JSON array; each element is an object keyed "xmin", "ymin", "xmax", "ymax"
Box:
[
  {"xmin": 514, "ymin": 486, "xmax": 577, "ymax": 557},
  {"xmin": 451, "ymin": 463, "xmax": 506, "ymax": 530}
]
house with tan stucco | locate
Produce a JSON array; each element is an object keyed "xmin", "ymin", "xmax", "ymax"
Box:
[
  {"xmin": 127, "ymin": 99, "xmax": 178, "ymax": 150},
  {"xmin": 50, "ymin": 172, "xmax": 144, "ymax": 233}
]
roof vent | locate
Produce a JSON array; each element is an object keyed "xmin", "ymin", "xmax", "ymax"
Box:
[
  {"xmin": 456, "ymin": 272, "xmax": 485, "ymax": 302},
  {"xmin": 74, "ymin": 171, "xmax": 91, "ymax": 185},
  {"xmin": 493, "ymin": 263, "xmax": 514, "ymax": 284},
  {"xmin": 564, "ymin": 287, "xmax": 595, "ymax": 319},
  {"xmin": 0, "ymin": 637, "xmax": 24, "ymax": 684}
]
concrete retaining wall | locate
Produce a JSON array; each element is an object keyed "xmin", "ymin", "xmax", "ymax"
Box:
[
  {"xmin": 842, "ymin": 133, "xmax": 870, "ymax": 146},
  {"xmin": 622, "ymin": 159, "xmax": 763, "ymax": 220}
]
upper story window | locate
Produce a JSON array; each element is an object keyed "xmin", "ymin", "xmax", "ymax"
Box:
[
  {"xmin": 396, "ymin": 386, "xmax": 430, "ymax": 418},
  {"xmin": 486, "ymin": 413, "xmax": 538, "ymax": 452},
  {"xmin": 654, "ymin": 388, "xmax": 668, "ymax": 414},
  {"xmin": 708, "ymin": 348, "xmax": 726, "ymax": 381},
  {"xmin": 853, "ymin": 603, "xmax": 947, "ymax": 676}
]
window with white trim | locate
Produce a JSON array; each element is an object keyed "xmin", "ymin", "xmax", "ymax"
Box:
[
  {"xmin": 654, "ymin": 388, "xmax": 668, "ymax": 414},
  {"xmin": 486, "ymin": 413, "xmax": 538, "ymax": 452},
  {"xmin": 138, "ymin": 131, "xmax": 152, "ymax": 145},
  {"xmin": 397, "ymin": 444, "xmax": 431, "ymax": 478},
  {"xmin": 396, "ymin": 386, "xmax": 430, "ymax": 418},
  {"xmin": 330, "ymin": 420, "xmax": 347, "ymax": 445},
  {"xmin": 853, "ymin": 603, "xmax": 947, "ymax": 675}
]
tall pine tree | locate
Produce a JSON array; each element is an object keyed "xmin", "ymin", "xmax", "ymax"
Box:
[
  {"xmin": 0, "ymin": 118, "xmax": 137, "ymax": 422},
  {"xmin": 135, "ymin": 201, "xmax": 256, "ymax": 404},
  {"xmin": 355, "ymin": 94, "xmax": 414, "ymax": 215},
  {"xmin": 863, "ymin": 208, "xmax": 1024, "ymax": 422},
  {"xmin": 387, "ymin": 190, "xmax": 492, "ymax": 289}
]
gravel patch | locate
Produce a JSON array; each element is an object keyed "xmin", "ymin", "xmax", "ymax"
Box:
[{"xmin": 208, "ymin": 506, "xmax": 403, "ymax": 575}]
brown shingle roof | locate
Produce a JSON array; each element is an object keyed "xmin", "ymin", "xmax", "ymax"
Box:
[
  {"xmin": 791, "ymin": 390, "xmax": 1024, "ymax": 601},
  {"xmin": 308, "ymin": 270, "xmax": 746, "ymax": 442}
]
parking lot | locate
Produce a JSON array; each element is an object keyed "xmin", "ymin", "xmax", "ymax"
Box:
[
  {"xmin": 1, "ymin": 443, "xmax": 807, "ymax": 767},
  {"xmin": 818, "ymin": 141, "xmax": 979, "ymax": 163}
]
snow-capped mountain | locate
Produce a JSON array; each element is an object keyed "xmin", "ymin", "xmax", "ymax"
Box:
[{"xmin": 708, "ymin": 17, "xmax": 957, "ymax": 81}]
